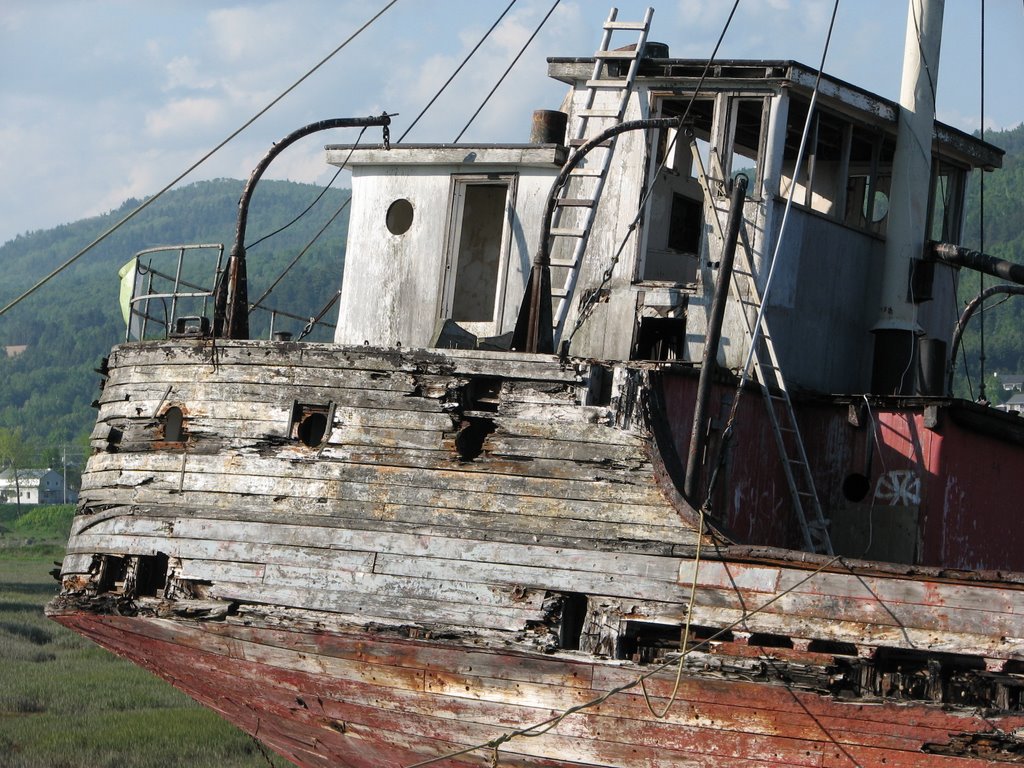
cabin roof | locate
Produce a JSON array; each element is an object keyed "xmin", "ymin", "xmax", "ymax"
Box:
[
  {"xmin": 324, "ymin": 144, "xmax": 568, "ymax": 168},
  {"xmin": 548, "ymin": 57, "xmax": 1003, "ymax": 170}
]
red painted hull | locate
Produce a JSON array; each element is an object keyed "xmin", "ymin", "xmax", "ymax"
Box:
[{"xmin": 51, "ymin": 611, "xmax": 1024, "ymax": 768}]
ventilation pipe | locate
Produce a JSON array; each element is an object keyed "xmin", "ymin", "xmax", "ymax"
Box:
[{"xmin": 870, "ymin": 0, "xmax": 944, "ymax": 394}]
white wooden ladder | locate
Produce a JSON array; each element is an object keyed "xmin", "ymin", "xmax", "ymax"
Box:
[
  {"xmin": 690, "ymin": 137, "xmax": 833, "ymax": 555},
  {"xmin": 549, "ymin": 7, "xmax": 654, "ymax": 342}
]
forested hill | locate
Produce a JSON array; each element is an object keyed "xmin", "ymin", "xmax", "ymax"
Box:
[
  {"xmin": 955, "ymin": 122, "xmax": 1024, "ymax": 399},
  {"xmin": 0, "ymin": 179, "xmax": 350, "ymax": 461},
  {"xmin": 0, "ymin": 124, "xmax": 1021, "ymax": 462}
]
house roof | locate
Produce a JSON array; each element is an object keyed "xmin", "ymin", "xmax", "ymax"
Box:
[{"xmin": 0, "ymin": 468, "xmax": 59, "ymax": 483}]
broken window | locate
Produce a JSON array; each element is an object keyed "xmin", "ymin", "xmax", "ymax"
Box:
[
  {"xmin": 927, "ymin": 159, "xmax": 966, "ymax": 243},
  {"xmin": 97, "ymin": 554, "xmax": 130, "ymax": 593},
  {"xmin": 844, "ymin": 129, "xmax": 895, "ymax": 236},
  {"xmin": 441, "ymin": 176, "xmax": 515, "ymax": 337},
  {"xmin": 781, "ymin": 98, "xmax": 895, "ymax": 236},
  {"xmin": 781, "ymin": 101, "xmax": 847, "ymax": 215},
  {"xmin": 134, "ymin": 553, "xmax": 169, "ymax": 598},
  {"xmin": 163, "ymin": 406, "xmax": 184, "ymax": 442},
  {"xmin": 726, "ymin": 97, "xmax": 766, "ymax": 198},
  {"xmin": 640, "ymin": 97, "xmax": 715, "ymax": 283}
]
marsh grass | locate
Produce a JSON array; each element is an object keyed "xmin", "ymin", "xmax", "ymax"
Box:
[{"xmin": 0, "ymin": 545, "xmax": 288, "ymax": 767}]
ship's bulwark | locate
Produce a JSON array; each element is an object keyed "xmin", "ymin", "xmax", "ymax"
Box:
[{"xmin": 50, "ymin": 341, "xmax": 1024, "ymax": 766}]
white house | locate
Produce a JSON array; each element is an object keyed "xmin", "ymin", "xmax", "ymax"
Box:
[
  {"xmin": 1001, "ymin": 393, "xmax": 1024, "ymax": 415},
  {"xmin": 1001, "ymin": 374, "xmax": 1024, "ymax": 393},
  {"xmin": 0, "ymin": 468, "xmax": 74, "ymax": 505}
]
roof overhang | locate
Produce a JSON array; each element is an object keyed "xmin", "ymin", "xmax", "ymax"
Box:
[
  {"xmin": 548, "ymin": 57, "xmax": 1003, "ymax": 170},
  {"xmin": 325, "ymin": 143, "xmax": 568, "ymax": 168}
]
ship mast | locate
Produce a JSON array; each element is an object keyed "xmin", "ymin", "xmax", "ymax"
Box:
[{"xmin": 870, "ymin": 0, "xmax": 945, "ymax": 394}]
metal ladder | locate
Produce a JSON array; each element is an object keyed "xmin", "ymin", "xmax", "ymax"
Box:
[
  {"xmin": 549, "ymin": 6, "xmax": 654, "ymax": 341},
  {"xmin": 689, "ymin": 137, "xmax": 833, "ymax": 555}
]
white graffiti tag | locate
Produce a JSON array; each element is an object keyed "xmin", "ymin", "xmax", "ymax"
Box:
[{"xmin": 873, "ymin": 470, "xmax": 921, "ymax": 506}]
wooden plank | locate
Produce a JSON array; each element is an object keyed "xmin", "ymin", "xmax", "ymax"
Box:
[
  {"xmin": 78, "ymin": 467, "xmax": 689, "ymax": 532},
  {"xmin": 108, "ymin": 342, "xmax": 583, "ymax": 382},
  {"xmin": 73, "ymin": 493, "xmax": 696, "ymax": 551},
  {"xmin": 210, "ymin": 580, "xmax": 541, "ymax": 630},
  {"xmin": 98, "ymin": 379, "xmax": 450, "ymax": 412},
  {"xmin": 373, "ymin": 552, "xmax": 694, "ymax": 604},
  {"xmin": 83, "ymin": 452, "xmax": 671, "ymax": 507},
  {"xmin": 72, "ymin": 488, "xmax": 699, "ymax": 551},
  {"xmin": 77, "ymin": 514, "xmax": 688, "ymax": 580},
  {"xmin": 60, "ymin": 612, "xmax": 1024, "ymax": 767}
]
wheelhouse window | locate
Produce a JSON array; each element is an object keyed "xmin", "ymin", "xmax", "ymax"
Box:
[
  {"xmin": 640, "ymin": 97, "xmax": 715, "ymax": 283},
  {"xmin": 441, "ymin": 175, "xmax": 516, "ymax": 336},
  {"xmin": 927, "ymin": 159, "xmax": 966, "ymax": 243},
  {"xmin": 781, "ymin": 96, "xmax": 895, "ymax": 236},
  {"xmin": 726, "ymin": 97, "xmax": 767, "ymax": 198}
]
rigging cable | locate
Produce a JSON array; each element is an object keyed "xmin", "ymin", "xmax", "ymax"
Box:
[
  {"xmin": 978, "ymin": 0, "xmax": 987, "ymax": 402},
  {"xmin": 735, "ymin": 0, "xmax": 840, "ymax": 392},
  {"xmin": 245, "ymin": 166, "xmax": 346, "ymax": 251},
  {"xmin": 452, "ymin": 0, "xmax": 561, "ymax": 142},
  {"xmin": 402, "ymin": 550, "xmax": 848, "ymax": 768},
  {"xmin": 247, "ymin": 128, "xmax": 368, "ymax": 314},
  {"xmin": 249, "ymin": 199, "xmax": 351, "ymax": 317},
  {"xmin": 0, "ymin": 0, "xmax": 400, "ymax": 319},
  {"xmin": 565, "ymin": 0, "xmax": 743, "ymax": 351},
  {"xmin": 397, "ymin": 0, "xmax": 518, "ymax": 144}
]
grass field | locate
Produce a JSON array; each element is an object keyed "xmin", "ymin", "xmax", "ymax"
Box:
[{"xmin": 0, "ymin": 505, "xmax": 288, "ymax": 768}]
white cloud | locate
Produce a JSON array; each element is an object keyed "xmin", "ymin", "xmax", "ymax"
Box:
[
  {"xmin": 145, "ymin": 97, "xmax": 227, "ymax": 139},
  {"xmin": 164, "ymin": 55, "xmax": 216, "ymax": 92},
  {"xmin": 0, "ymin": 0, "xmax": 1021, "ymax": 249}
]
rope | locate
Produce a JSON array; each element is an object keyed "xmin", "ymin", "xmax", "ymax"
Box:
[
  {"xmin": 0, "ymin": 0, "xmax": 399, "ymax": 319},
  {"xmin": 453, "ymin": 0, "xmax": 561, "ymax": 143},
  {"xmin": 402, "ymin": 550, "xmax": 846, "ymax": 768},
  {"xmin": 397, "ymin": 1, "xmax": 518, "ymax": 144},
  {"xmin": 639, "ymin": 507, "xmax": 705, "ymax": 718}
]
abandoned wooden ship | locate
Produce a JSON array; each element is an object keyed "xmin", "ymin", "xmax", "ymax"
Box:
[{"xmin": 48, "ymin": 2, "xmax": 1024, "ymax": 766}]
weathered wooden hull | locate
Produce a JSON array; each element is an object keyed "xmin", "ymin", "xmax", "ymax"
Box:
[
  {"xmin": 49, "ymin": 340, "xmax": 1024, "ymax": 766},
  {"xmin": 47, "ymin": 610, "xmax": 1024, "ymax": 767}
]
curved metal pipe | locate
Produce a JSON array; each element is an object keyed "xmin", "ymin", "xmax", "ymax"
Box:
[
  {"xmin": 947, "ymin": 284, "xmax": 1024, "ymax": 395},
  {"xmin": 512, "ymin": 116, "xmax": 685, "ymax": 353},
  {"xmin": 215, "ymin": 114, "xmax": 392, "ymax": 339}
]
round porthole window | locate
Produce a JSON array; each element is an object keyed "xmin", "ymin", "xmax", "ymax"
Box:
[
  {"xmin": 297, "ymin": 411, "xmax": 328, "ymax": 448},
  {"xmin": 386, "ymin": 198, "xmax": 414, "ymax": 235},
  {"xmin": 864, "ymin": 190, "xmax": 889, "ymax": 223}
]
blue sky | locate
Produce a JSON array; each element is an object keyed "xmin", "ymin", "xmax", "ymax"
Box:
[{"xmin": 1, "ymin": 0, "xmax": 1021, "ymax": 246}]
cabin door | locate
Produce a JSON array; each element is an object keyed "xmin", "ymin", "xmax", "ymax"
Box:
[{"xmin": 440, "ymin": 175, "xmax": 516, "ymax": 338}]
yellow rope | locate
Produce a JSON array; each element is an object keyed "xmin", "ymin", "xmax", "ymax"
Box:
[
  {"xmin": 402, "ymin": 551, "xmax": 846, "ymax": 768},
  {"xmin": 639, "ymin": 505, "xmax": 705, "ymax": 719}
]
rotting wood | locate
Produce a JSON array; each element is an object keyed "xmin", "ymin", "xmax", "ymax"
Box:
[{"xmin": 57, "ymin": 337, "xmax": 1024, "ymax": 768}]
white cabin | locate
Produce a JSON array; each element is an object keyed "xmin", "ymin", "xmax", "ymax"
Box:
[{"xmin": 328, "ymin": 55, "xmax": 1001, "ymax": 397}]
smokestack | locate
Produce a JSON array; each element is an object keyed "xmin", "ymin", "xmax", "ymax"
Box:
[{"xmin": 870, "ymin": 0, "xmax": 944, "ymax": 395}]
